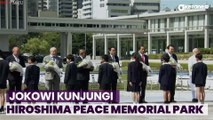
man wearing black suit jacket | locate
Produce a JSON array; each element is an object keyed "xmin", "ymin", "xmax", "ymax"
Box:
[
  {"xmin": 75, "ymin": 49, "xmax": 94, "ymax": 91},
  {"xmin": 0, "ymin": 50, "xmax": 9, "ymax": 112},
  {"xmin": 6, "ymin": 47, "xmax": 25, "ymax": 91},
  {"xmin": 64, "ymin": 54, "xmax": 77, "ymax": 90},
  {"xmin": 137, "ymin": 46, "xmax": 149, "ymax": 103},
  {"xmin": 24, "ymin": 56, "xmax": 40, "ymax": 91},
  {"xmin": 98, "ymin": 55, "xmax": 114, "ymax": 90},
  {"xmin": 108, "ymin": 48, "xmax": 120, "ymax": 91},
  {"xmin": 161, "ymin": 45, "xmax": 178, "ymax": 102}
]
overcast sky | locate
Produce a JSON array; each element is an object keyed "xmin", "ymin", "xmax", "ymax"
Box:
[{"xmin": 161, "ymin": 0, "xmax": 213, "ymax": 9}]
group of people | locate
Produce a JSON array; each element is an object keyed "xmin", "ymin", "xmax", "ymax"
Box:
[
  {"xmin": 0, "ymin": 44, "xmax": 208, "ymax": 112},
  {"xmin": 127, "ymin": 45, "xmax": 208, "ymax": 104}
]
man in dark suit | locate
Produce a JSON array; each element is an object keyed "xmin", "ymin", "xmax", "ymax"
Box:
[
  {"xmin": 108, "ymin": 47, "xmax": 120, "ymax": 91},
  {"xmin": 0, "ymin": 50, "xmax": 9, "ymax": 112},
  {"xmin": 64, "ymin": 54, "xmax": 77, "ymax": 90},
  {"xmin": 75, "ymin": 49, "xmax": 94, "ymax": 91},
  {"xmin": 98, "ymin": 55, "xmax": 114, "ymax": 90},
  {"xmin": 24, "ymin": 56, "xmax": 40, "ymax": 91},
  {"xmin": 162, "ymin": 44, "xmax": 178, "ymax": 102},
  {"xmin": 137, "ymin": 46, "xmax": 149, "ymax": 103},
  {"xmin": 6, "ymin": 47, "xmax": 25, "ymax": 91}
]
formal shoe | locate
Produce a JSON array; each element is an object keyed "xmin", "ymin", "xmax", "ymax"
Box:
[
  {"xmin": 164, "ymin": 101, "xmax": 170, "ymax": 104},
  {"xmin": 0, "ymin": 106, "xmax": 4, "ymax": 113},
  {"xmin": 170, "ymin": 100, "xmax": 176, "ymax": 103},
  {"xmin": 192, "ymin": 98, "xmax": 198, "ymax": 102},
  {"xmin": 141, "ymin": 101, "xmax": 148, "ymax": 103}
]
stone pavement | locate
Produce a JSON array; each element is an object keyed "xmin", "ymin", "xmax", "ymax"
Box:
[{"xmin": 1, "ymin": 90, "xmax": 213, "ymax": 120}]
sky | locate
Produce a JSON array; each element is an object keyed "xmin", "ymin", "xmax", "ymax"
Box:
[{"xmin": 161, "ymin": 0, "xmax": 213, "ymax": 10}]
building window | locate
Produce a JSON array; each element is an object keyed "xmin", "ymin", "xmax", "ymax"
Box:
[
  {"xmin": 19, "ymin": 4, "xmax": 24, "ymax": 29},
  {"xmin": 111, "ymin": 9, "xmax": 128, "ymax": 13},
  {"xmin": 100, "ymin": 3, "xmax": 104, "ymax": 7},
  {"xmin": 0, "ymin": 4, "xmax": 6, "ymax": 28},
  {"xmin": 107, "ymin": 3, "xmax": 129, "ymax": 6},
  {"xmin": 210, "ymin": 14, "xmax": 213, "ymax": 25},
  {"xmin": 12, "ymin": 5, "xmax": 17, "ymax": 29},
  {"xmin": 134, "ymin": 3, "xmax": 159, "ymax": 6}
]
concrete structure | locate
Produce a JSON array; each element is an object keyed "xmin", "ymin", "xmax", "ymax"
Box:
[
  {"xmin": 28, "ymin": 0, "xmax": 38, "ymax": 17},
  {"xmin": 38, "ymin": 0, "xmax": 49, "ymax": 11},
  {"xmin": 92, "ymin": 8, "xmax": 213, "ymax": 59},
  {"xmin": 131, "ymin": 0, "xmax": 160, "ymax": 14},
  {"xmin": 57, "ymin": 0, "xmax": 83, "ymax": 18},
  {"xmin": 28, "ymin": 17, "xmax": 144, "ymax": 57},
  {"xmin": 81, "ymin": 0, "xmax": 93, "ymax": 19},
  {"xmin": 79, "ymin": 0, "xmax": 160, "ymax": 19},
  {"xmin": 0, "ymin": 0, "xmax": 144, "ymax": 56},
  {"xmin": 38, "ymin": 11, "xmax": 58, "ymax": 18},
  {"xmin": 38, "ymin": 0, "xmax": 57, "ymax": 11},
  {"xmin": 80, "ymin": 0, "xmax": 131, "ymax": 19},
  {"xmin": 0, "ymin": 0, "xmax": 27, "ymax": 51}
]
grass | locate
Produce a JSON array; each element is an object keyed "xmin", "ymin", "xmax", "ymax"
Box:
[
  {"xmin": 37, "ymin": 61, "xmax": 213, "ymax": 91},
  {"xmin": 148, "ymin": 53, "xmax": 213, "ymax": 60},
  {"xmin": 121, "ymin": 62, "xmax": 213, "ymax": 71}
]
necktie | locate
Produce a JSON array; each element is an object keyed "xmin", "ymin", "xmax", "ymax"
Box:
[
  {"xmin": 52, "ymin": 56, "xmax": 56, "ymax": 62},
  {"xmin": 15, "ymin": 56, "xmax": 20, "ymax": 63},
  {"xmin": 112, "ymin": 56, "xmax": 115, "ymax": 62},
  {"xmin": 141, "ymin": 54, "xmax": 145, "ymax": 63}
]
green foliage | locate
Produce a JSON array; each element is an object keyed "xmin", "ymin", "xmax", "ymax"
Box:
[
  {"xmin": 21, "ymin": 38, "xmax": 50, "ymax": 55},
  {"xmin": 9, "ymin": 32, "xmax": 93, "ymax": 56},
  {"xmin": 147, "ymin": 53, "xmax": 213, "ymax": 60},
  {"xmin": 72, "ymin": 33, "xmax": 92, "ymax": 55},
  {"xmin": 148, "ymin": 54, "xmax": 162, "ymax": 59},
  {"xmin": 121, "ymin": 61, "xmax": 213, "ymax": 71},
  {"xmin": 199, "ymin": 48, "xmax": 213, "ymax": 54}
]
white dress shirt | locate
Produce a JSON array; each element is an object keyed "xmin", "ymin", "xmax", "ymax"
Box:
[
  {"xmin": 188, "ymin": 55, "xmax": 197, "ymax": 76},
  {"xmin": 13, "ymin": 55, "xmax": 20, "ymax": 63}
]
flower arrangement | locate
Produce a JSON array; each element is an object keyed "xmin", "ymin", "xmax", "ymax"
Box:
[
  {"xmin": 95, "ymin": 62, "xmax": 121, "ymax": 77},
  {"xmin": 169, "ymin": 56, "xmax": 182, "ymax": 70},
  {"xmin": 9, "ymin": 62, "xmax": 24, "ymax": 76},
  {"xmin": 130, "ymin": 59, "xmax": 152, "ymax": 73},
  {"xmin": 45, "ymin": 60, "xmax": 62, "ymax": 77},
  {"xmin": 110, "ymin": 62, "xmax": 120, "ymax": 73},
  {"xmin": 140, "ymin": 62, "xmax": 152, "ymax": 73},
  {"xmin": 77, "ymin": 59, "xmax": 94, "ymax": 69}
]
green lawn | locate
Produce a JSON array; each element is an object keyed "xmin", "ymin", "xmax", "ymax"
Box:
[
  {"xmin": 121, "ymin": 62, "xmax": 213, "ymax": 71},
  {"xmin": 38, "ymin": 61, "xmax": 213, "ymax": 91}
]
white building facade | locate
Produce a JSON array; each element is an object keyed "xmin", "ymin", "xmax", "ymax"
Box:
[
  {"xmin": 80, "ymin": 0, "xmax": 131, "ymax": 19},
  {"xmin": 92, "ymin": 8, "xmax": 213, "ymax": 59},
  {"xmin": 131, "ymin": 0, "xmax": 160, "ymax": 14}
]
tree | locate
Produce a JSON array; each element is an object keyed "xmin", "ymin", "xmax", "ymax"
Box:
[
  {"xmin": 72, "ymin": 33, "xmax": 92, "ymax": 55},
  {"xmin": 40, "ymin": 32, "xmax": 60, "ymax": 50},
  {"xmin": 21, "ymin": 38, "xmax": 50, "ymax": 55}
]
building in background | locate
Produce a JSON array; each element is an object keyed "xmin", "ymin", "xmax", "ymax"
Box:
[
  {"xmin": 79, "ymin": 0, "xmax": 131, "ymax": 19},
  {"xmin": 57, "ymin": 0, "xmax": 83, "ymax": 18},
  {"xmin": 80, "ymin": 0, "xmax": 93, "ymax": 19},
  {"xmin": 58, "ymin": 0, "xmax": 73, "ymax": 17},
  {"xmin": 93, "ymin": 8, "xmax": 213, "ymax": 59},
  {"xmin": 0, "ymin": 0, "xmax": 28, "ymax": 51},
  {"xmin": 79, "ymin": 0, "xmax": 160, "ymax": 19},
  {"xmin": 131, "ymin": 0, "xmax": 160, "ymax": 15},
  {"xmin": 38, "ymin": 0, "xmax": 48, "ymax": 11},
  {"xmin": 28, "ymin": 0, "xmax": 38, "ymax": 17},
  {"xmin": 38, "ymin": 0, "xmax": 57, "ymax": 12}
]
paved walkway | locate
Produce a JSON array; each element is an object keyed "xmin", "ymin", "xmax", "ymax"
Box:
[{"xmin": 1, "ymin": 90, "xmax": 213, "ymax": 120}]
